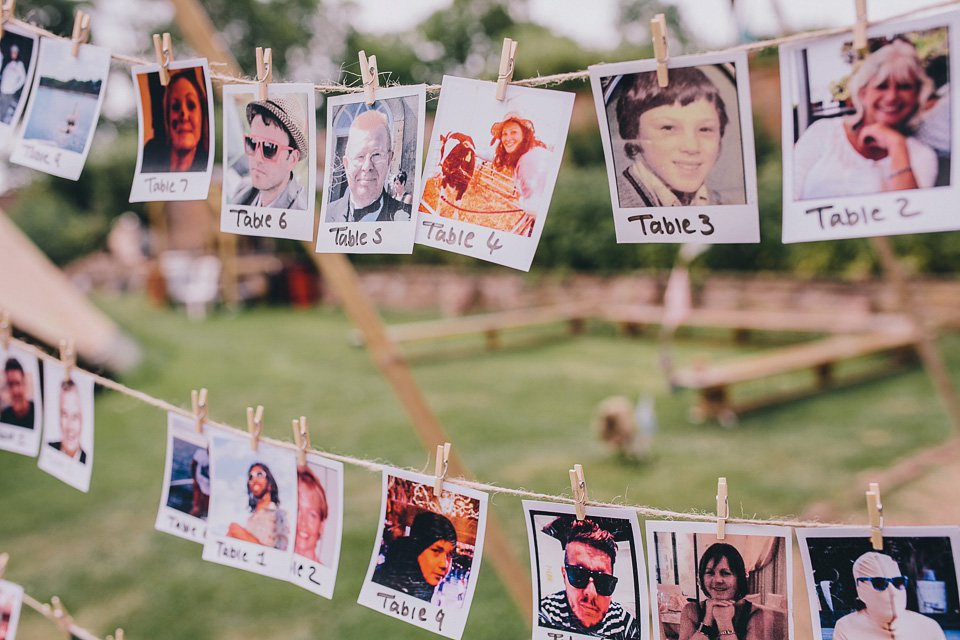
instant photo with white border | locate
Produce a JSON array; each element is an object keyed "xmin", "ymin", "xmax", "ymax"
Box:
[
  {"xmin": 289, "ymin": 452, "xmax": 344, "ymax": 599},
  {"xmin": 317, "ymin": 84, "xmax": 426, "ymax": 254},
  {"xmin": 202, "ymin": 430, "xmax": 297, "ymax": 580},
  {"xmin": 796, "ymin": 525, "xmax": 960, "ymax": 640},
  {"xmin": 781, "ymin": 12, "xmax": 960, "ymax": 243},
  {"xmin": 358, "ymin": 466, "xmax": 489, "ymax": 640},
  {"xmin": 220, "ymin": 83, "xmax": 317, "ymax": 241},
  {"xmin": 0, "ymin": 343, "xmax": 43, "ymax": 456},
  {"xmin": 589, "ymin": 50, "xmax": 759, "ymax": 244},
  {"xmin": 523, "ymin": 501, "xmax": 649, "ymax": 640},
  {"xmin": 0, "ymin": 24, "xmax": 40, "ymax": 140},
  {"xmin": 645, "ymin": 520, "xmax": 793, "ymax": 640},
  {"xmin": 155, "ymin": 412, "xmax": 219, "ymax": 543},
  {"xmin": 0, "ymin": 579, "xmax": 24, "ymax": 640},
  {"xmin": 130, "ymin": 58, "xmax": 215, "ymax": 202},
  {"xmin": 36, "ymin": 363, "xmax": 95, "ymax": 492},
  {"xmin": 10, "ymin": 37, "xmax": 110, "ymax": 180},
  {"xmin": 415, "ymin": 75, "xmax": 574, "ymax": 271}
]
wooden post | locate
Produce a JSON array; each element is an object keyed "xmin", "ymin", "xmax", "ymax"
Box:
[
  {"xmin": 306, "ymin": 251, "xmax": 533, "ymax": 620},
  {"xmin": 168, "ymin": 0, "xmax": 533, "ymax": 619},
  {"xmin": 871, "ymin": 236, "xmax": 960, "ymax": 433}
]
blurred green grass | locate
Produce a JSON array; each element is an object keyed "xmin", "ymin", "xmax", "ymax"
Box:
[{"xmin": 0, "ymin": 292, "xmax": 955, "ymax": 639}]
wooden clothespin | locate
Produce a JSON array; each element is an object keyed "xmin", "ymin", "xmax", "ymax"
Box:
[
  {"xmin": 256, "ymin": 47, "xmax": 272, "ymax": 101},
  {"xmin": 716, "ymin": 477, "xmax": 729, "ymax": 540},
  {"xmin": 0, "ymin": 309, "xmax": 10, "ymax": 350},
  {"xmin": 0, "ymin": 551, "xmax": 8, "ymax": 580},
  {"xmin": 853, "ymin": 0, "xmax": 869, "ymax": 55},
  {"xmin": 359, "ymin": 50, "xmax": 379, "ymax": 106},
  {"xmin": 191, "ymin": 388, "xmax": 208, "ymax": 433},
  {"xmin": 651, "ymin": 13, "xmax": 669, "ymax": 88},
  {"xmin": 292, "ymin": 416, "xmax": 310, "ymax": 466},
  {"xmin": 866, "ymin": 482, "xmax": 883, "ymax": 550},
  {"xmin": 495, "ymin": 37, "xmax": 517, "ymax": 101},
  {"xmin": 70, "ymin": 10, "xmax": 90, "ymax": 57},
  {"xmin": 153, "ymin": 32, "xmax": 174, "ymax": 86},
  {"xmin": 59, "ymin": 339, "xmax": 75, "ymax": 382},
  {"xmin": 246, "ymin": 405, "xmax": 264, "ymax": 451},
  {"xmin": 433, "ymin": 442, "xmax": 451, "ymax": 496},
  {"xmin": 50, "ymin": 595, "xmax": 74, "ymax": 635},
  {"xmin": 569, "ymin": 464, "xmax": 587, "ymax": 520},
  {"xmin": 107, "ymin": 629, "xmax": 125, "ymax": 640},
  {"xmin": 0, "ymin": 0, "xmax": 16, "ymax": 40}
]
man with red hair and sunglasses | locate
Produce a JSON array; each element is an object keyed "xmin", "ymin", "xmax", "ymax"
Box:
[
  {"xmin": 232, "ymin": 95, "xmax": 309, "ymax": 211},
  {"xmin": 539, "ymin": 517, "xmax": 640, "ymax": 639}
]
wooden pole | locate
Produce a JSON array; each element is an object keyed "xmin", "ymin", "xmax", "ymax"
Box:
[
  {"xmin": 169, "ymin": 0, "xmax": 533, "ymax": 619},
  {"xmin": 307, "ymin": 251, "xmax": 534, "ymax": 620},
  {"xmin": 871, "ymin": 236, "xmax": 960, "ymax": 433}
]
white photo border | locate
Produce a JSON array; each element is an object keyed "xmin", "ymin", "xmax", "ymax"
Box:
[
  {"xmin": 36, "ymin": 364, "xmax": 95, "ymax": 493},
  {"xmin": 414, "ymin": 75, "xmax": 575, "ymax": 271},
  {"xmin": 154, "ymin": 412, "xmax": 217, "ymax": 544},
  {"xmin": 589, "ymin": 50, "xmax": 759, "ymax": 244},
  {"xmin": 317, "ymin": 84, "xmax": 426, "ymax": 254},
  {"xmin": 357, "ymin": 467, "xmax": 489, "ymax": 640},
  {"xmin": 129, "ymin": 58, "xmax": 216, "ymax": 202},
  {"xmin": 220, "ymin": 83, "xmax": 317, "ymax": 241},
  {"xmin": 796, "ymin": 525, "xmax": 960, "ymax": 640},
  {"xmin": 0, "ymin": 343, "xmax": 43, "ymax": 456},
  {"xmin": 289, "ymin": 451, "xmax": 344, "ymax": 600},
  {"xmin": 645, "ymin": 520, "xmax": 794, "ymax": 640},
  {"xmin": 10, "ymin": 37, "xmax": 111, "ymax": 180},
  {"xmin": 780, "ymin": 12, "xmax": 960, "ymax": 243},
  {"xmin": 523, "ymin": 500, "xmax": 650, "ymax": 640}
]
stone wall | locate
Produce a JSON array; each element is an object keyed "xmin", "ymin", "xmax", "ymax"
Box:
[{"xmin": 327, "ymin": 266, "xmax": 960, "ymax": 320}]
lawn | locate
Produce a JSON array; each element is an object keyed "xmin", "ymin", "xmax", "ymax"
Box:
[{"xmin": 0, "ymin": 292, "xmax": 956, "ymax": 640}]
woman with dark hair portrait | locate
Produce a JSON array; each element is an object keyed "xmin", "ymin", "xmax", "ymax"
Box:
[
  {"xmin": 793, "ymin": 39, "xmax": 938, "ymax": 199},
  {"xmin": 489, "ymin": 112, "xmax": 551, "ymax": 215},
  {"xmin": 372, "ymin": 511, "xmax": 458, "ymax": 603},
  {"xmin": 615, "ymin": 67, "xmax": 730, "ymax": 207},
  {"xmin": 678, "ymin": 543, "xmax": 781, "ymax": 640},
  {"xmin": 141, "ymin": 68, "xmax": 209, "ymax": 173}
]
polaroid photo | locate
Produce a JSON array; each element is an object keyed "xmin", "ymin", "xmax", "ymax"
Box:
[
  {"xmin": 0, "ymin": 579, "xmax": 24, "ymax": 640},
  {"xmin": 589, "ymin": 50, "xmax": 759, "ymax": 244},
  {"xmin": 523, "ymin": 501, "xmax": 649, "ymax": 640},
  {"xmin": 797, "ymin": 525, "xmax": 960, "ymax": 640},
  {"xmin": 10, "ymin": 37, "xmax": 110, "ymax": 180},
  {"xmin": 36, "ymin": 363, "xmax": 95, "ymax": 492},
  {"xmin": 289, "ymin": 452, "xmax": 344, "ymax": 599},
  {"xmin": 0, "ymin": 344, "xmax": 43, "ymax": 457},
  {"xmin": 358, "ymin": 467, "xmax": 488, "ymax": 639},
  {"xmin": 202, "ymin": 430, "xmax": 297, "ymax": 579},
  {"xmin": 415, "ymin": 75, "xmax": 574, "ymax": 271},
  {"xmin": 0, "ymin": 24, "xmax": 39, "ymax": 140},
  {"xmin": 317, "ymin": 84, "xmax": 426, "ymax": 254},
  {"xmin": 781, "ymin": 12, "xmax": 960, "ymax": 243},
  {"xmin": 646, "ymin": 520, "xmax": 793, "ymax": 640},
  {"xmin": 220, "ymin": 83, "xmax": 317, "ymax": 241},
  {"xmin": 154, "ymin": 412, "xmax": 219, "ymax": 544},
  {"xmin": 129, "ymin": 58, "xmax": 215, "ymax": 202}
]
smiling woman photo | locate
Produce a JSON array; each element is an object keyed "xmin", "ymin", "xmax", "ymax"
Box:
[
  {"xmin": 677, "ymin": 543, "xmax": 782, "ymax": 640},
  {"xmin": 793, "ymin": 39, "xmax": 939, "ymax": 199},
  {"xmin": 614, "ymin": 67, "xmax": 732, "ymax": 207},
  {"xmin": 141, "ymin": 68, "xmax": 209, "ymax": 173}
]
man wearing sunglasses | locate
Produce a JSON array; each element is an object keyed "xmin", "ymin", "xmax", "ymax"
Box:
[
  {"xmin": 539, "ymin": 518, "xmax": 640, "ymax": 639},
  {"xmin": 227, "ymin": 462, "xmax": 289, "ymax": 550},
  {"xmin": 326, "ymin": 109, "xmax": 411, "ymax": 223},
  {"xmin": 232, "ymin": 96, "xmax": 309, "ymax": 211},
  {"xmin": 832, "ymin": 551, "xmax": 944, "ymax": 639}
]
